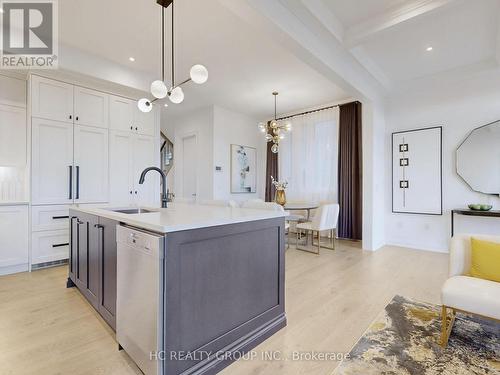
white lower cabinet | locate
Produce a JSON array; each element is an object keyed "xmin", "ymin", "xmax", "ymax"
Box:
[
  {"xmin": 0, "ymin": 205, "xmax": 28, "ymax": 275},
  {"xmin": 31, "ymin": 230, "xmax": 69, "ymax": 266},
  {"xmin": 31, "ymin": 205, "xmax": 69, "ymax": 232}
]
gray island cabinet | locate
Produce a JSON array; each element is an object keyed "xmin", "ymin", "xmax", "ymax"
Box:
[{"xmin": 67, "ymin": 204, "xmax": 287, "ymax": 375}]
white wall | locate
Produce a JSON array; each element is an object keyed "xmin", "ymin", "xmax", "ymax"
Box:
[
  {"xmin": 363, "ymin": 102, "xmax": 386, "ymax": 251},
  {"xmin": 385, "ymin": 72, "xmax": 500, "ymax": 252},
  {"xmin": 212, "ymin": 106, "xmax": 266, "ymax": 202},
  {"xmin": 163, "ymin": 105, "xmax": 265, "ymax": 202}
]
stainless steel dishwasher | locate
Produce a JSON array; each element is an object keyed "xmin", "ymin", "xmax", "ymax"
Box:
[{"xmin": 116, "ymin": 225, "xmax": 165, "ymax": 375}]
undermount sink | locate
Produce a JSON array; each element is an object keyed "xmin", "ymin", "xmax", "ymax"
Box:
[{"xmin": 110, "ymin": 208, "xmax": 156, "ymax": 214}]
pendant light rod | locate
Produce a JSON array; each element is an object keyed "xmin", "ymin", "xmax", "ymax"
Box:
[
  {"xmin": 161, "ymin": 7, "xmax": 165, "ymax": 82},
  {"xmin": 273, "ymin": 91, "xmax": 278, "ymax": 120},
  {"xmin": 171, "ymin": 0, "xmax": 175, "ymax": 87}
]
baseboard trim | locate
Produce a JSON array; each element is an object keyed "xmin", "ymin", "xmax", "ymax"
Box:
[
  {"xmin": 182, "ymin": 313, "xmax": 287, "ymax": 375},
  {"xmin": 0, "ymin": 263, "xmax": 29, "ymax": 276},
  {"xmin": 31, "ymin": 259, "xmax": 68, "ymax": 270},
  {"xmin": 385, "ymin": 242, "xmax": 448, "ymax": 254}
]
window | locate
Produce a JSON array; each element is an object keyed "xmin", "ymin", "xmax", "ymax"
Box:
[{"xmin": 278, "ymin": 108, "xmax": 339, "ymax": 202}]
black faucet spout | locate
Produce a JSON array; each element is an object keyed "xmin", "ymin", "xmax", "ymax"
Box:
[{"xmin": 139, "ymin": 167, "xmax": 168, "ymax": 208}]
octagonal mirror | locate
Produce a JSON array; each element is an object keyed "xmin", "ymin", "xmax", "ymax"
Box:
[{"xmin": 456, "ymin": 120, "xmax": 500, "ymax": 195}]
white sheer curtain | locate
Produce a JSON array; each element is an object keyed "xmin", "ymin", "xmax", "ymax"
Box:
[{"xmin": 278, "ymin": 107, "xmax": 339, "ymax": 202}]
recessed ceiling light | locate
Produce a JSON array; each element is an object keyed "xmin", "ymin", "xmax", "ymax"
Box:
[
  {"xmin": 426, "ymin": 46, "xmax": 433, "ymax": 52},
  {"xmin": 164, "ymin": 103, "xmax": 168, "ymax": 107},
  {"xmin": 129, "ymin": 57, "xmax": 135, "ymax": 62},
  {"xmin": 0, "ymin": 8, "xmax": 4, "ymax": 13}
]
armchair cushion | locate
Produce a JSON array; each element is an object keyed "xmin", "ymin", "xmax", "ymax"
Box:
[
  {"xmin": 441, "ymin": 276, "xmax": 500, "ymax": 320},
  {"xmin": 470, "ymin": 237, "xmax": 500, "ymax": 282}
]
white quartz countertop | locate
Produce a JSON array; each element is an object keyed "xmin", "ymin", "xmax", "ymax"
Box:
[{"xmin": 70, "ymin": 203, "xmax": 288, "ymax": 233}]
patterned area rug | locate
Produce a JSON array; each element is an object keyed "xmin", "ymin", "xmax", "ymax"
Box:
[{"xmin": 334, "ymin": 295, "xmax": 500, "ymax": 375}]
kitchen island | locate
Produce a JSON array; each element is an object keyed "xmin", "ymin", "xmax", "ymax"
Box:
[{"xmin": 68, "ymin": 203, "xmax": 287, "ymax": 375}]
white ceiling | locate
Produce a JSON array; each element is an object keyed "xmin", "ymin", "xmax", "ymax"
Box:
[
  {"xmin": 58, "ymin": 0, "xmax": 348, "ymax": 120},
  {"xmin": 312, "ymin": 0, "xmax": 500, "ymax": 91},
  {"xmin": 324, "ymin": 0, "xmax": 408, "ymax": 28}
]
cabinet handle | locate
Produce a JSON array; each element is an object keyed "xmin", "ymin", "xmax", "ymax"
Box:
[
  {"xmin": 130, "ymin": 126, "xmax": 133, "ymax": 130},
  {"xmin": 52, "ymin": 215, "xmax": 69, "ymax": 220},
  {"xmin": 69, "ymin": 115, "xmax": 72, "ymax": 120},
  {"xmin": 77, "ymin": 219, "xmax": 84, "ymax": 225},
  {"xmin": 129, "ymin": 190, "xmax": 133, "ymax": 195},
  {"xmin": 94, "ymin": 224, "xmax": 104, "ymax": 229},
  {"xmin": 69, "ymin": 166, "xmax": 73, "ymax": 199},
  {"xmin": 134, "ymin": 190, "xmax": 138, "ymax": 195},
  {"xmin": 69, "ymin": 217, "xmax": 76, "ymax": 274},
  {"xmin": 52, "ymin": 243, "xmax": 69, "ymax": 248},
  {"xmin": 135, "ymin": 127, "xmax": 138, "ymax": 131},
  {"xmin": 76, "ymin": 116, "xmax": 79, "ymax": 121},
  {"xmin": 76, "ymin": 166, "xmax": 80, "ymax": 199}
]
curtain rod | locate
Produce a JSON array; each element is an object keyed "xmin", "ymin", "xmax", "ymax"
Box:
[{"xmin": 274, "ymin": 100, "xmax": 359, "ymax": 121}]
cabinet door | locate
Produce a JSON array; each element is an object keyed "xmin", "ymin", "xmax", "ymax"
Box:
[
  {"xmin": 31, "ymin": 230, "xmax": 69, "ymax": 265},
  {"xmin": 133, "ymin": 135, "xmax": 159, "ymax": 206},
  {"xmin": 0, "ymin": 104, "xmax": 26, "ymax": 166},
  {"xmin": 74, "ymin": 86, "xmax": 109, "ymax": 129},
  {"xmin": 32, "ymin": 118, "xmax": 74, "ymax": 205},
  {"xmin": 97, "ymin": 216, "xmax": 117, "ymax": 330},
  {"xmin": 134, "ymin": 105, "xmax": 156, "ymax": 136},
  {"xmin": 74, "ymin": 213, "xmax": 99, "ymax": 309},
  {"xmin": 0, "ymin": 205, "xmax": 28, "ymax": 273},
  {"xmin": 109, "ymin": 130, "xmax": 134, "ymax": 205},
  {"xmin": 109, "ymin": 95, "xmax": 134, "ymax": 133},
  {"xmin": 31, "ymin": 75, "xmax": 74, "ymax": 123},
  {"xmin": 74, "ymin": 125, "xmax": 109, "ymax": 204}
]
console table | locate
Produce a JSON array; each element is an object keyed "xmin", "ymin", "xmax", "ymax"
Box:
[{"xmin": 451, "ymin": 209, "xmax": 500, "ymax": 236}]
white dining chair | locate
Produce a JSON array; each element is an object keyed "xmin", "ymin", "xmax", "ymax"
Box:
[
  {"xmin": 296, "ymin": 203, "xmax": 340, "ymax": 254},
  {"xmin": 240, "ymin": 201, "xmax": 283, "ymax": 211}
]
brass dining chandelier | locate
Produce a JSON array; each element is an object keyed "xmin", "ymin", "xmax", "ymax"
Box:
[
  {"xmin": 138, "ymin": 0, "xmax": 208, "ymax": 113},
  {"xmin": 258, "ymin": 92, "xmax": 291, "ymax": 153}
]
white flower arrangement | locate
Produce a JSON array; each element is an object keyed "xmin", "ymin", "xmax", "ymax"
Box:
[{"xmin": 271, "ymin": 176, "xmax": 288, "ymax": 190}]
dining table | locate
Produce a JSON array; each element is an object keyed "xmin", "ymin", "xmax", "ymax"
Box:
[{"xmin": 284, "ymin": 202, "xmax": 319, "ymax": 221}]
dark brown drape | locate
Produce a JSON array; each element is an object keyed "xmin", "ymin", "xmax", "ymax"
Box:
[
  {"xmin": 265, "ymin": 122, "xmax": 278, "ymax": 202},
  {"xmin": 338, "ymin": 101, "xmax": 363, "ymax": 240}
]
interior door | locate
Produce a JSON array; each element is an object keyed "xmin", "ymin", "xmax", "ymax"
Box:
[
  {"xmin": 133, "ymin": 135, "xmax": 158, "ymax": 206},
  {"xmin": 31, "ymin": 75, "xmax": 74, "ymax": 123},
  {"xmin": 109, "ymin": 130, "xmax": 134, "ymax": 205},
  {"xmin": 109, "ymin": 95, "xmax": 134, "ymax": 133},
  {"xmin": 74, "ymin": 86, "xmax": 109, "ymax": 129},
  {"xmin": 74, "ymin": 125, "xmax": 109, "ymax": 204},
  {"xmin": 182, "ymin": 134, "xmax": 197, "ymax": 199},
  {"xmin": 32, "ymin": 118, "xmax": 74, "ymax": 205}
]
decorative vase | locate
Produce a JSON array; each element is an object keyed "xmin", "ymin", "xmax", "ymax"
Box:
[{"xmin": 275, "ymin": 189, "xmax": 287, "ymax": 206}]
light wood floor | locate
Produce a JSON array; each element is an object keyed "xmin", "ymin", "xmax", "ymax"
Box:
[{"xmin": 0, "ymin": 242, "xmax": 448, "ymax": 375}]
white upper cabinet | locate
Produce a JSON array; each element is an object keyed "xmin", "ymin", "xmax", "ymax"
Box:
[
  {"xmin": 133, "ymin": 135, "xmax": 158, "ymax": 206},
  {"xmin": 110, "ymin": 95, "xmax": 135, "ymax": 132},
  {"xmin": 0, "ymin": 104, "xmax": 26, "ymax": 166},
  {"xmin": 74, "ymin": 87, "xmax": 109, "ymax": 129},
  {"xmin": 134, "ymin": 106, "xmax": 156, "ymax": 136},
  {"xmin": 109, "ymin": 130, "xmax": 134, "ymax": 205},
  {"xmin": 31, "ymin": 118, "xmax": 74, "ymax": 205},
  {"xmin": 0, "ymin": 205, "xmax": 28, "ymax": 273},
  {"xmin": 31, "ymin": 75, "xmax": 74, "ymax": 123},
  {"xmin": 74, "ymin": 125, "xmax": 109, "ymax": 204}
]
